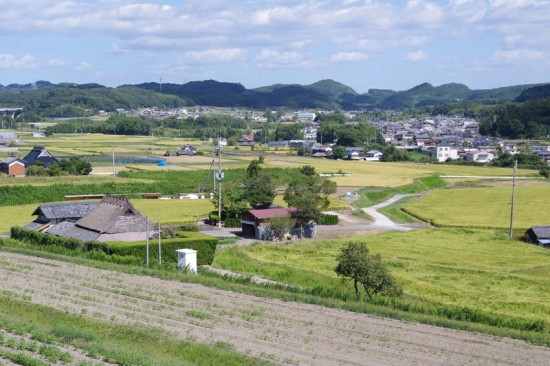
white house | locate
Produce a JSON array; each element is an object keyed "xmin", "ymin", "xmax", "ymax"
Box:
[
  {"xmin": 364, "ymin": 149, "xmax": 383, "ymax": 162},
  {"xmin": 465, "ymin": 150, "xmax": 494, "ymax": 163},
  {"xmin": 433, "ymin": 144, "xmax": 459, "ymax": 162}
]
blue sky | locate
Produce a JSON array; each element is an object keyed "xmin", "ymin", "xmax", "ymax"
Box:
[{"xmin": 1, "ymin": 0, "xmax": 549, "ymax": 93}]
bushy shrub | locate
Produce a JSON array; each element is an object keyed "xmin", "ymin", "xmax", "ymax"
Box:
[
  {"xmin": 223, "ymin": 218, "xmax": 241, "ymax": 227},
  {"xmin": 318, "ymin": 214, "xmax": 339, "ymax": 225}
]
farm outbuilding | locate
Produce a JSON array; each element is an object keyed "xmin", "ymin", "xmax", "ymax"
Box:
[
  {"xmin": 525, "ymin": 226, "xmax": 550, "ymax": 249},
  {"xmin": 241, "ymin": 207, "xmax": 297, "ymax": 240},
  {"xmin": 0, "ymin": 157, "xmax": 26, "ymax": 177}
]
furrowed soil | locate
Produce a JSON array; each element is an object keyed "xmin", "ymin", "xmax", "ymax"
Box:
[{"xmin": 1, "ymin": 252, "xmax": 549, "ymax": 366}]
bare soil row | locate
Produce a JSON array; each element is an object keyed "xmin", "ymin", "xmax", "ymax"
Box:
[{"xmin": 1, "ymin": 251, "xmax": 549, "ymax": 365}]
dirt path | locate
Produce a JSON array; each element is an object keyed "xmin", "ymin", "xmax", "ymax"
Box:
[{"xmin": 1, "ymin": 251, "xmax": 549, "ymax": 365}]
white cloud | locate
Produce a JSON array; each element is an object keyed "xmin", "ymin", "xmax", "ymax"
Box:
[
  {"xmin": 47, "ymin": 58, "xmax": 69, "ymax": 67},
  {"xmin": 0, "ymin": 54, "xmax": 36, "ymax": 68},
  {"xmin": 74, "ymin": 61, "xmax": 93, "ymax": 71},
  {"xmin": 404, "ymin": 51, "xmax": 428, "ymax": 62},
  {"xmin": 330, "ymin": 52, "xmax": 368, "ymax": 62},
  {"xmin": 183, "ymin": 48, "xmax": 246, "ymax": 63},
  {"xmin": 493, "ymin": 49, "xmax": 544, "ymax": 61},
  {"xmin": 255, "ymin": 49, "xmax": 313, "ymax": 68}
]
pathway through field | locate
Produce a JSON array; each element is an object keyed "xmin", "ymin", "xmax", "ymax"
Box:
[{"xmin": 0, "ymin": 252, "xmax": 549, "ymax": 365}]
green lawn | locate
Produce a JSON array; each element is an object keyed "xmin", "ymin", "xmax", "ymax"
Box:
[
  {"xmin": 213, "ymin": 228, "xmax": 550, "ymax": 324},
  {"xmin": 402, "ymin": 186, "xmax": 550, "ymax": 229}
]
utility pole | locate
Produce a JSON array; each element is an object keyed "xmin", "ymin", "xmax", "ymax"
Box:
[
  {"xmin": 146, "ymin": 217, "xmax": 150, "ymax": 267},
  {"xmin": 509, "ymin": 159, "xmax": 518, "ymax": 239},
  {"xmin": 158, "ymin": 215, "xmax": 161, "ymax": 265},
  {"xmin": 112, "ymin": 146, "xmax": 116, "ymax": 177},
  {"xmin": 217, "ymin": 139, "xmax": 223, "ymax": 228}
]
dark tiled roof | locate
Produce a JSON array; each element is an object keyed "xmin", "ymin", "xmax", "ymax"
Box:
[
  {"xmin": 0, "ymin": 157, "xmax": 25, "ymax": 166},
  {"xmin": 32, "ymin": 201, "xmax": 100, "ymax": 220},
  {"xmin": 248, "ymin": 208, "xmax": 297, "ymax": 220},
  {"xmin": 46, "ymin": 220, "xmax": 100, "ymax": 241},
  {"xmin": 530, "ymin": 226, "xmax": 550, "ymax": 239},
  {"xmin": 76, "ymin": 196, "xmax": 147, "ymax": 234},
  {"xmin": 22, "ymin": 146, "xmax": 60, "ymax": 167},
  {"xmin": 24, "ymin": 220, "xmax": 49, "ymax": 230}
]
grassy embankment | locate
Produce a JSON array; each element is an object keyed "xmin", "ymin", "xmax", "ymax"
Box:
[{"xmin": 212, "ymin": 228, "xmax": 550, "ymax": 340}]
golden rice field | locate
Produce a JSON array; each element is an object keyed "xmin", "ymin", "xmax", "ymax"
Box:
[
  {"xmin": 403, "ymin": 185, "xmax": 550, "ymax": 230},
  {"xmin": 213, "ymin": 228, "xmax": 550, "ymax": 323}
]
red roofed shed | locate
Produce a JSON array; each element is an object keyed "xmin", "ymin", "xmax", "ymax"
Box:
[{"xmin": 241, "ymin": 208, "xmax": 297, "ymax": 239}]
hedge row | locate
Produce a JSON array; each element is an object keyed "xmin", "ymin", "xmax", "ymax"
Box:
[
  {"xmin": 107, "ymin": 232, "xmax": 217, "ymax": 266},
  {"xmin": 10, "ymin": 227, "xmax": 217, "ymax": 266},
  {"xmin": 10, "ymin": 226, "xmax": 106, "ymax": 252}
]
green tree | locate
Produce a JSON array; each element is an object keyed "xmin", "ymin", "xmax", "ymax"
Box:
[
  {"xmin": 60, "ymin": 156, "xmax": 92, "ymax": 175},
  {"xmin": 243, "ymin": 159, "xmax": 276, "ymax": 208},
  {"xmin": 210, "ymin": 184, "xmax": 249, "ymax": 219},
  {"xmin": 335, "ymin": 241, "xmax": 402, "ymax": 300},
  {"xmin": 283, "ymin": 166, "xmax": 336, "ymax": 236},
  {"xmin": 268, "ymin": 215, "xmax": 296, "ymax": 240},
  {"xmin": 332, "ymin": 146, "xmax": 347, "ymax": 159}
]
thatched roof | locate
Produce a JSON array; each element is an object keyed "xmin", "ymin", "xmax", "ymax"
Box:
[{"xmin": 76, "ymin": 196, "xmax": 147, "ymax": 234}]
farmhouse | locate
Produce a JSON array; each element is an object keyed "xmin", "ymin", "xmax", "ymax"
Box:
[
  {"xmin": 26, "ymin": 196, "xmax": 150, "ymax": 242},
  {"xmin": 241, "ymin": 207, "xmax": 297, "ymax": 240},
  {"xmin": 0, "ymin": 157, "xmax": 26, "ymax": 177},
  {"xmin": 177, "ymin": 144, "xmax": 197, "ymax": 156},
  {"xmin": 525, "ymin": 226, "xmax": 550, "ymax": 249},
  {"xmin": 23, "ymin": 146, "xmax": 60, "ymax": 167},
  {"xmin": 239, "ymin": 134, "xmax": 255, "ymax": 146}
]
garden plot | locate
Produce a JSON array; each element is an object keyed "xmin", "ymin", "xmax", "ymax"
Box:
[
  {"xmin": 1, "ymin": 252, "xmax": 549, "ymax": 366},
  {"xmin": 0, "ymin": 328, "xmax": 118, "ymax": 366}
]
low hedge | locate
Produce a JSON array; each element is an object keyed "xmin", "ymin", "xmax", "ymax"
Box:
[
  {"xmin": 10, "ymin": 226, "xmax": 100, "ymax": 251},
  {"xmin": 223, "ymin": 218, "xmax": 241, "ymax": 228},
  {"xmin": 107, "ymin": 232, "xmax": 217, "ymax": 266},
  {"xmin": 318, "ymin": 214, "xmax": 339, "ymax": 225},
  {"xmin": 10, "ymin": 226, "xmax": 217, "ymax": 266}
]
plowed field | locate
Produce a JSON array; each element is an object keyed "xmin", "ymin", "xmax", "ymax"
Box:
[{"xmin": 1, "ymin": 252, "xmax": 549, "ymax": 365}]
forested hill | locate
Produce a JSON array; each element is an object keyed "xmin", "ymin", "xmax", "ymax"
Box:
[
  {"xmin": 0, "ymin": 79, "xmax": 548, "ymax": 120},
  {"xmin": 0, "ymin": 85, "xmax": 189, "ymax": 120},
  {"xmin": 133, "ymin": 80, "xmax": 546, "ymax": 109}
]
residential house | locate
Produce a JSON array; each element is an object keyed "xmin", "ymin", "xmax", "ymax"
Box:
[
  {"xmin": 241, "ymin": 207, "xmax": 297, "ymax": 240},
  {"xmin": 525, "ymin": 226, "xmax": 550, "ymax": 249},
  {"xmin": 26, "ymin": 196, "xmax": 150, "ymax": 242},
  {"xmin": 177, "ymin": 144, "xmax": 197, "ymax": 156},
  {"xmin": 268, "ymin": 140, "xmax": 289, "ymax": 149},
  {"xmin": 0, "ymin": 157, "xmax": 26, "ymax": 177},
  {"xmin": 23, "ymin": 146, "xmax": 60, "ymax": 167},
  {"xmin": 239, "ymin": 134, "xmax": 255, "ymax": 146},
  {"xmin": 465, "ymin": 150, "xmax": 495, "ymax": 163},
  {"xmin": 364, "ymin": 149, "xmax": 383, "ymax": 161},
  {"xmin": 433, "ymin": 144, "xmax": 459, "ymax": 162},
  {"xmin": 296, "ymin": 111, "xmax": 316, "ymax": 122}
]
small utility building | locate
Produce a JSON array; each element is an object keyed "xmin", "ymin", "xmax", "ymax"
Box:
[
  {"xmin": 0, "ymin": 157, "xmax": 26, "ymax": 177},
  {"xmin": 241, "ymin": 207, "xmax": 297, "ymax": 240},
  {"xmin": 525, "ymin": 226, "xmax": 550, "ymax": 249}
]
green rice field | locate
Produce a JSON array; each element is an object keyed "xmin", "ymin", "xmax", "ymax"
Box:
[{"xmin": 213, "ymin": 228, "xmax": 550, "ymax": 324}]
